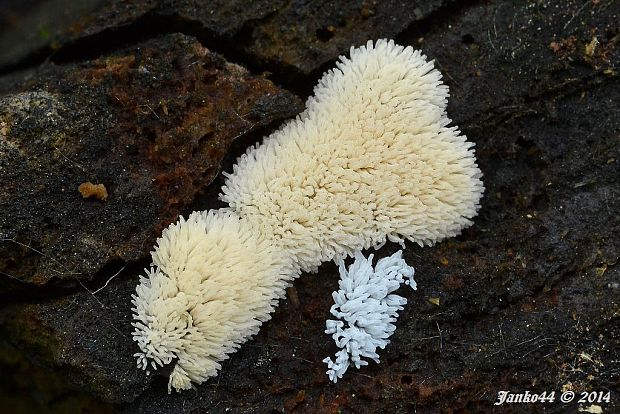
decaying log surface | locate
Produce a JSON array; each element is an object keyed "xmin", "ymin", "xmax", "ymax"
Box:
[{"xmin": 0, "ymin": 1, "xmax": 617, "ymax": 412}]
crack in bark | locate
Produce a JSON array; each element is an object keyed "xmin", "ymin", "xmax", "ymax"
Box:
[
  {"xmin": 0, "ymin": 257, "xmax": 145, "ymax": 307},
  {"xmin": 0, "ymin": 0, "xmax": 484, "ymax": 97}
]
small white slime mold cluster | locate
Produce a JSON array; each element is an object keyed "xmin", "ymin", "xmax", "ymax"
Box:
[{"xmin": 324, "ymin": 250, "xmax": 416, "ymax": 382}]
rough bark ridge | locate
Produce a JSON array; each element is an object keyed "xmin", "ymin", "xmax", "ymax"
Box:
[{"xmin": 0, "ymin": 0, "xmax": 618, "ymax": 413}]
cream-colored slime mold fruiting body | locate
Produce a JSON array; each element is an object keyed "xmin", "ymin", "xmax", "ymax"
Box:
[{"xmin": 131, "ymin": 39, "xmax": 483, "ymax": 392}]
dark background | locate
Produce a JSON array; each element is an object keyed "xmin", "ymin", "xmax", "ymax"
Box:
[{"xmin": 0, "ymin": 1, "xmax": 618, "ymax": 413}]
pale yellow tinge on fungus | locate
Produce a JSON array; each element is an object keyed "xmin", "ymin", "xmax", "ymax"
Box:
[
  {"xmin": 132, "ymin": 210, "xmax": 292, "ymax": 391},
  {"xmin": 132, "ymin": 39, "xmax": 484, "ymax": 392}
]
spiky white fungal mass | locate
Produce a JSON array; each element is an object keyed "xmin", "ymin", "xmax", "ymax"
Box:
[
  {"xmin": 221, "ymin": 39, "xmax": 483, "ymax": 273},
  {"xmin": 323, "ymin": 250, "xmax": 416, "ymax": 383},
  {"xmin": 132, "ymin": 210, "xmax": 293, "ymax": 392},
  {"xmin": 132, "ymin": 39, "xmax": 483, "ymax": 392}
]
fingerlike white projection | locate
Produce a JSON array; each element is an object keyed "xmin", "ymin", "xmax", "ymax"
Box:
[{"xmin": 323, "ymin": 250, "xmax": 416, "ymax": 382}]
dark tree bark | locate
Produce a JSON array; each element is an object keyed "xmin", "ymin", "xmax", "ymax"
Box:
[{"xmin": 0, "ymin": 1, "xmax": 618, "ymax": 413}]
